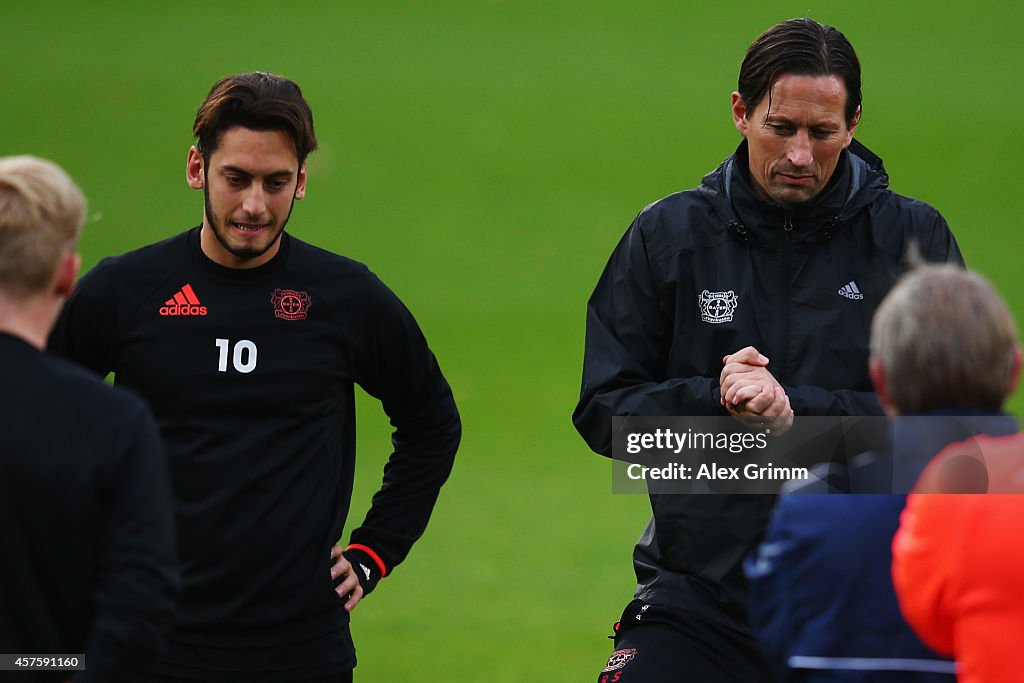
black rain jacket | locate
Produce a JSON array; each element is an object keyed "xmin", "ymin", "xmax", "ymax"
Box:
[{"xmin": 573, "ymin": 139, "xmax": 964, "ymax": 630}]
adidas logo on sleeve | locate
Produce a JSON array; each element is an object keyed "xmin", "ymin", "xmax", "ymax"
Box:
[
  {"xmin": 838, "ymin": 281, "xmax": 864, "ymax": 300},
  {"xmin": 159, "ymin": 283, "xmax": 208, "ymax": 316}
]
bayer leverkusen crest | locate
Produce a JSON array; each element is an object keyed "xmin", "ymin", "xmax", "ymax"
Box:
[
  {"xmin": 602, "ymin": 648, "xmax": 637, "ymax": 672},
  {"xmin": 271, "ymin": 289, "xmax": 312, "ymax": 321},
  {"xmin": 699, "ymin": 289, "xmax": 738, "ymax": 324}
]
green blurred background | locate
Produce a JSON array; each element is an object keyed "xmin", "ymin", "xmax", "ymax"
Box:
[{"xmin": 4, "ymin": 2, "xmax": 1021, "ymax": 680}]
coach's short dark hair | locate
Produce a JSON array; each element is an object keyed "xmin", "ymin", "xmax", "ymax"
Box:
[
  {"xmin": 738, "ymin": 18, "xmax": 861, "ymax": 126},
  {"xmin": 193, "ymin": 72, "xmax": 318, "ymax": 163}
]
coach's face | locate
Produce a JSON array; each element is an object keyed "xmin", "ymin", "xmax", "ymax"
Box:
[
  {"xmin": 187, "ymin": 126, "xmax": 306, "ymax": 269},
  {"xmin": 731, "ymin": 74, "xmax": 859, "ymax": 205}
]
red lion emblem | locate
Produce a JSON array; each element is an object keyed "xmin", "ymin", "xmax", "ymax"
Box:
[{"xmin": 271, "ymin": 288, "xmax": 312, "ymax": 321}]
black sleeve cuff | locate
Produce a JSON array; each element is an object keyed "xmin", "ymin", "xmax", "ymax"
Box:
[{"xmin": 342, "ymin": 549, "xmax": 382, "ymax": 596}]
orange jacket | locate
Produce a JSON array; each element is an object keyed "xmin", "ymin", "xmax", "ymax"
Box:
[{"xmin": 892, "ymin": 433, "xmax": 1024, "ymax": 683}]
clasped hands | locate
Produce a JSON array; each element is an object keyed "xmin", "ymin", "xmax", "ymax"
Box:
[{"xmin": 720, "ymin": 346, "xmax": 793, "ymax": 435}]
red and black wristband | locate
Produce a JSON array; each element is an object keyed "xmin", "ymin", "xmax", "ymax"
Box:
[{"xmin": 342, "ymin": 544, "xmax": 387, "ymax": 595}]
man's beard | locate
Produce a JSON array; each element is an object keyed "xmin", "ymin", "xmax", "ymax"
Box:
[{"xmin": 202, "ymin": 185, "xmax": 296, "ymax": 261}]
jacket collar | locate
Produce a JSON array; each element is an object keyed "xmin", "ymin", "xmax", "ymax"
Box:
[{"xmin": 698, "ymin": 139, "xmax": 889, "ymax": 248}]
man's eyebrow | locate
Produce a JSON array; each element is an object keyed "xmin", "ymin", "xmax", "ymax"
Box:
[
  {"xmin": 220, "ymin": 165, "xmax": 295, "ymax": 178},
  {"xmin": 762, "ymin": 114, "xmax": 841, "ymax": 129}
]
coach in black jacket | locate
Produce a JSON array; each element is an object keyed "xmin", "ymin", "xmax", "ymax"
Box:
[{"xmin": 573, "ymin": 19, "xmax": 962, "ymax": 682}]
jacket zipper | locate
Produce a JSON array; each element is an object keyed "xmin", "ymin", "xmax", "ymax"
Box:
[{"xmin": 780, "ymin": 214, "xmax": 793, "ymax": 384}]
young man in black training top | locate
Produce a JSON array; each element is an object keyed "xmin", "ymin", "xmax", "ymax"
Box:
[
  {"xmin": 50, "ymin": 73, "xmax": 461, "ymax": 683},
  {"xmin": 1, "ymin": 155, "xmax": 178, "ymax": 681},
  {"xmin": 573, "ymin": 19, "xmax": 963, "ymax": 682}
]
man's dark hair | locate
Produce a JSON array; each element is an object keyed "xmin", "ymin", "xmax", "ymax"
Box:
[
  {"xmin": 193, "ymin": 72, "xmax": 318, "ymax": 164},
  {"xmin": 738, "ymin": 18, "xmax": 861, "ymax": 126}
]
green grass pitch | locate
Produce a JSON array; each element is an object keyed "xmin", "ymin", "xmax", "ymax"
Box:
[{"xmin": 3, "ymin": 2, "xmax": 1021, "ymax": 680}]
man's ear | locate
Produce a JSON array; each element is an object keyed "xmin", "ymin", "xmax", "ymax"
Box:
[
  {"xmin": 869, "ymin": 358, "xmax": 895, "ymax": 415},
  {"xmin": 731, "ymin": 92, "xmax": 749, "ymax": 136},
  {"xmin": 55, "ymin": 251, "xmax": 80, "ymax": 299},
  {"xmin": 844, "ymin": 106, "xmax": 862, "ymax": 148},
  {"xmin": 1007, "ymin": 346, "xmax": 1022, "ymax": 398},
  {"xmin": 186, "ymin": 146, "xmax": 205, "ymax": 189},
  {"xmin": 294, "ymin": 162, "xmax": 307, "ymax": 200}
]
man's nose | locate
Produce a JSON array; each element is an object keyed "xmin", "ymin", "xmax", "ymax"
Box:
[
  {"xmin": 786, "ymin": 132, "xmax": 813, "ymax": 168},
  {"xmin": 242, "ymin": 185, "xmax": 267, "ymax": 216}
]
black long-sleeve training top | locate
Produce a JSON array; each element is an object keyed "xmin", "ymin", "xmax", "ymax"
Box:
[{"xmin": 49, "ymin": 227, "xmax": 460, "ymax": 680}]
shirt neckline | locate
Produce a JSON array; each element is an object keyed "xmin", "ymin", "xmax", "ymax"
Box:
[{"xmin": 186, "ymin": 225, "xmax": 291, "ymax": 281}]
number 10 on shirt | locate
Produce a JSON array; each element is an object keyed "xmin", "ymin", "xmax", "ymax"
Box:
[{"xmin": 215, "ymin": 338, "xmax": 258, "ymax": 374}]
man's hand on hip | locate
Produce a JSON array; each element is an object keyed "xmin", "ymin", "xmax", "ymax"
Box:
[{"xmin": 330, "ymin": 545, "xmax": 365, "ymax": 612}]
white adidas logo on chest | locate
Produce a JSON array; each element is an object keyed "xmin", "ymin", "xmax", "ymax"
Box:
[{"xmin": 838, "ymin": 281, "xmax": 864, "ymax": 300}]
